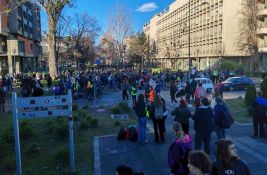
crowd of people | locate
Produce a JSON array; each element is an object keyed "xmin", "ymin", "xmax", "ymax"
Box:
[{"xmin": 0, "ymin": 66, "xmax": 265, "ymax": 175}]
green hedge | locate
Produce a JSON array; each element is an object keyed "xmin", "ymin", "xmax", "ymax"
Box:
[{"xmin": 244, "ymin": 85, "xmax": 256, "ymax": 106}]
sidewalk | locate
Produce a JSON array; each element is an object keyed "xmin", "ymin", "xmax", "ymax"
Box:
[{"xmin": 93, "ymin": 90, "xmax": 267, "ymax": 175}]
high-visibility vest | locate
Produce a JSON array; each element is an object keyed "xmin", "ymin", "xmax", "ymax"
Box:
[
  {"xmin": 131, "ymin": 87, "xmax": 137, "ymax": 96},
  {"xmin": 145, "ymin": 107, "xmax": 150, "ymax": 119},
  {"xmin": 148, "ymin": 89, "xmax": 155, "ymax": 102}
]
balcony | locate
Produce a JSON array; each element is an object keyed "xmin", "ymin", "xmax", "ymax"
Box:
[
  {"xmin": 258, "ymin": 9, "xmax": 267, "ymax": 17},
  {"xmin": 257, "ymin": 27, "xmax": 267, "ymax": 35}
]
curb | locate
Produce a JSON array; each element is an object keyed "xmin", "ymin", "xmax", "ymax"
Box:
[{"xmin": 93, "ymin": 137, "xmax": 101, "ymax": 175}]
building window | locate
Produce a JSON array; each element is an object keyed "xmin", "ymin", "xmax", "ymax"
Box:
[
  {"xmin": 18, "ymin": 6, "xmax": 22, "ymax": 17},
  {"xmin": 18, "ymin": 41, "xmax": 25, "ymax": 53}
]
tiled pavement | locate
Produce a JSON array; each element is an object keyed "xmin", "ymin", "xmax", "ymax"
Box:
[{"xmin": 90, "ymin": 90, "xmax": 267, "ymax": 175}]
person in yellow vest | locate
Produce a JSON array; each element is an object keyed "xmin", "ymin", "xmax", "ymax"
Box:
[
  {"xmin": 148, "ymin": 86, "xmax": 155, "ymax": 103},
  {"xmin": 131, "ymin": 84, "xmax": 137, "ymax": 105}
]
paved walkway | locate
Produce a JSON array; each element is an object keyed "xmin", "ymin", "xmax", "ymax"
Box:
[{"xmin": 91, "ymin": 90, "xmax": 267, "ymax": 175}]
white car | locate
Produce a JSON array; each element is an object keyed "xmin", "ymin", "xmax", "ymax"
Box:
[{"xmin": 194, "ymin": 78, "xmax": 214, "ymax": 93}]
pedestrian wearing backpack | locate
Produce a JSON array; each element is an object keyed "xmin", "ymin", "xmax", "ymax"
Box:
[
  {"xmin": 171, "ymin": 99, "xmax": 191, "ymax": 134},
  {"xmin": 213, "ymin": 97, "xmax": 227, "ymax": 140},
  {"xmin": 168, "ymin": 122, "xmax": 192, "ymax": 175},
  {"xmin": 252, "ymin": 91, "xmax": 267, "ymax": 138},
  {"xmin": 134, "ymin": 94, "xmax": 147, "ymax": 144}
]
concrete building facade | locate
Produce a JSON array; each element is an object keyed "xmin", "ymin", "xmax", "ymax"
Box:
[
  {"xmin": 144, "ymin": 0, "xmax": 266, "ymax": 71},
  {"xmin": 258, "ymin": 0, "xmax": 267, "ymax": 73},
  {"xmin": 0, "ymin": 0, "xmax": 41, "ymax": 76}
]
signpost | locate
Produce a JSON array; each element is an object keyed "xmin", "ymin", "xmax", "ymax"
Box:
[{"xmin": 12, "ymin": 90, "xmax": 74, "ymax": 175}]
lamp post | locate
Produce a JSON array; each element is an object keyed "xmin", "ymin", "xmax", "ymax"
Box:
[
  {"xmin": 187, "ymin": 1, "xmax": 209, "ymax": 79},
  {"xmin": 12, "ymin": 48, "xmax": 16, "ymax": 74}
]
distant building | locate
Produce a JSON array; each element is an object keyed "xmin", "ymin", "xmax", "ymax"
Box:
[
  {"xmin": 143, "ymin": 0, "xmax": 267, "ymax": 71},
  {"xmin": 0, "ymin": 0, "xmax": 42, "ymax": 75}
]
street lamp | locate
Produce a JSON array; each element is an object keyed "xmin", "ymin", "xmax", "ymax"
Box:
[
  {"xmin": 12, "ymin": 48, "xmax": 16, "ymax": 74},
  {"xmin": 188, "ymin": 0, "xmax": 209, "ymax": 79}
]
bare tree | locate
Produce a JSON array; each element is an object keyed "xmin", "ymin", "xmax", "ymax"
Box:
[
  {"xmin": 55, "ymin": 14, "xmax": 71, "ymax": 67},
  {"xmin": 6, "ymin": 0, "xmax": 72, "ymax": 78},
  {"xmin": 107, "ymin": 3, "xmax": 133, "ymax": 65},
  {"xmin": 68, "ymin": 13, "xmax": 100, "ymax": 69},
  {"xmin": 237, "ymin": 0, "xmax": 259, "ymax": 55},
  {"xmin": 98, "ymin": 33, "xmax": 117, "ymax": 64}
]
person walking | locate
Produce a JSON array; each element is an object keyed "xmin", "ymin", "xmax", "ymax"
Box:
[
  {"xmin": 170, "ymin": 80, "xmax": 177, "ymax": 106},
  {"xmin": 192, "ymin": 97, "xmax": 214, "ymax": 155},
  {"xmin": 121, "ymin": 80, "xmax": 129, "ymax": 101},
  {"xmin": 194, "ymin": 83, "xmax": 207, "ymax": 107},
  {"xmin": 0, "ymin": 88, "xmax": 5, "ymax": 113},
  {"xmin": 154, "ymin": 93, "xmax": 166, "ymax": 143},
  {"xmin": 134, "ymin": 94, "xmax": 147, "ymax": 144},
  {"xmin": 252, "ymin": 91, "xmax": 267, "ymax": 138},
  {"xmin": 212, "ymin": 139, "xmax": 251, "ymax": 175},
  {"xmin": 131, "ymin": 84, "xmax": 137, "ymax": 105},
  {"xmin": 187, "ymin": 150, "xmax": 212, "ymax": 175},
  {"xmin": 171, "ymin": 99, "xmax": 191, "ymax": 134},
  {"xmin": 213, "ymin": 96, "xmax": 232, "ymax": 140},
  {"xmin": 168, "ymin": 122, "xmax": 192, "ymax": 175}
]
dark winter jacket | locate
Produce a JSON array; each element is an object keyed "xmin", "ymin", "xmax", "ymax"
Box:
[
  {"xmin": 168, "ymin": 135, "xmax": 192, "ymax": 175},
  {"xmin": 212, "ymin": 159, "xmax": 251, "ymax": 175},
  {"xmin": 213, "ymin": 104, "xmax": 226, "ymax": 127},
  {"xmin": 192, "ymin": 106, "xmax": 214, "ymax": 134},
  {"xmin": 171, "ymin": 106, "xmax": 191, "ymax": 124},
  {"xmin": 135, "ymin": 101, "xmax": 146, "ymax": 119},
  {"xmin": 252, "ymin": 97, "xmax": 267, "ymax": 120}
]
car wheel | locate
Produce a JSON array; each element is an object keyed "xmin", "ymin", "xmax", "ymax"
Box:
[{"xmin": 229, "ymin": 86, "xmax": 234, "ymax": 91}]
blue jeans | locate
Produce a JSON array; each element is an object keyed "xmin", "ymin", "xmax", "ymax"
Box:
[
  {"xmin": 215, "ymin": 126, "xmax": 225, "ymax": 140},
  {"xmin": 138, "ymin": 117, "xmax": 147, "ymax": 143}
]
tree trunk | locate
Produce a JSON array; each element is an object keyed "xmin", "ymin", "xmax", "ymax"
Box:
[{"xmin": 47, "ymin": 17, "xmax": 58, "ymax": 79}]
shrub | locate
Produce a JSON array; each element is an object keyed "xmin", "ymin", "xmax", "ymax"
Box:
[
  {"xmin": 260, "ymin": 77, "xmax": 267, "ymax": 98},
  {"xmin": 89, "ymin": 118, "xmax": 99, "ymax": 129},
  {"xmin": 20, "ymin": 121, "xmax": 33, "ymax": 140},
  {"xmin": 219, "ymin": 60, "xmax": 243, "ymax": 71},
  {"xmin": 79, "ymin": 121, "xmax": 89, "ymax": 131},
  {"xmin": 73, "ymin": 114, "xmax": 79, "ymax": 121},
  {"xmin": 2, "ymin": 155, "xmax": 16, "ymax": 171},
  {"xmin": 72, "ymin": 104, "xmax": 79, "ymax": 111},
  {"xmin": 28, "ymin": 144, "xmax": 40, "ymax": 154},
  {"xmin": 82, "ymin": 105, "xmax": 88, "ymax": 110},
  {"xmin": 0, "ymin": 142, "xmax": 11, "ymax": 160},
  {"xmin": 54, "ymin": 148, "xmax": 69, "ymax": 166},
  {"xmin": 46, "ymin": 120, "xmax": 54, "ymax": 133},
  {"xmin": 55, "ymin": 124, "xmax": 69, "ymax": 140},
  {"xmin": 2, "ymin": 128, "xmax": 14, "ymax": 144},
  {"xmin": 244, "ymin": 85, "xmax": 256, "ymax": 106},
  {"xmin": 56, "ymin": 116, "xmax": 65, "ymax": 124},
  {"xmin": 78, "ymin": 110, "xmax": 87, "ymax": 117},
  {"xmin": 86, "ymin": 115, "xmax": 92, "ymax": 122},
  {"xmin": 114, "ymin": 120, "xmax": 121, "ymax": 127},
  {"xmin": 111, "ymin": 106, "xmax": 121, "ymax": 114},
  {"xmin": 118, "ymin": 102, "xmax": 131, "ymax": 113}
]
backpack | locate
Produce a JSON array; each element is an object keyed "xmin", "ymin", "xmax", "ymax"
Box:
[
  {"xmin": 220, "ymin": 105, "xmax": 234, "ymax": 128},
  {"xmin": 127, "ymin": 126, "xmax": 138, "ymax": 142},
  {"xmin": 155, "ymin": 106, "xmax": 164, "ymax": 119}
]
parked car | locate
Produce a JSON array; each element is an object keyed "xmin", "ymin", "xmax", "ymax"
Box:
[
  {"xmin": 221, "ymin": 77, "xmax": 255, "ymax": 91},
  {"xmin": 194, "ymin": 78, "xmax": 214, "ymax": 93}
]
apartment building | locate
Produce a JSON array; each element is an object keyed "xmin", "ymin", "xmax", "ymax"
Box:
[
  {"xmin": 143, "ymin": 0, "xmax": 261, "ymax": 71},
  {"xmin": 258, "ymin": 0, "xmax": 267, "ymax": 73},
  {"xmin": 0, "ymin": 0, "xmax": 41, "ymax": 75}
]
